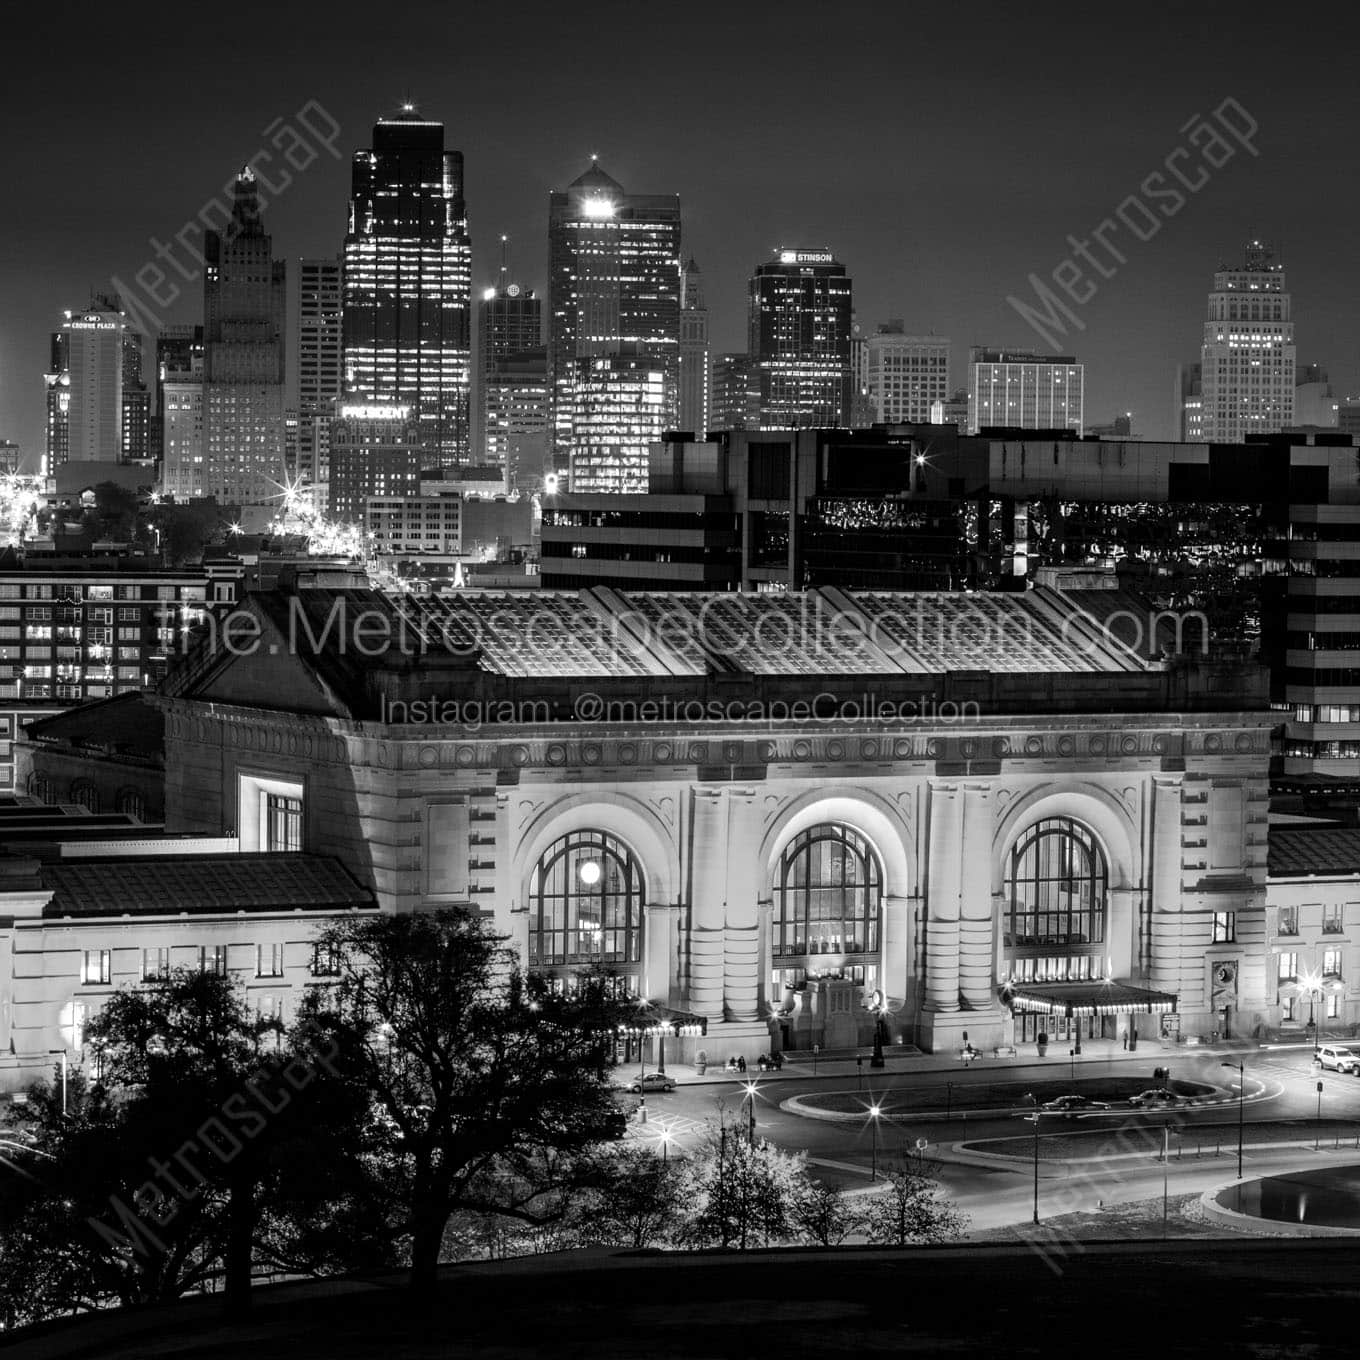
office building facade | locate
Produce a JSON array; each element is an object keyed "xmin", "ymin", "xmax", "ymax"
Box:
[
  {"xmin": 343, "ymin": 108, "xmax": 472, "ymax": 465},
  {"xmin": 295, "ymin": 257, "xmax": 343, "ymax": 490},
  {"xmin": 749, "ymin": 249, "xmax": 853, "ymax": 429},
  {"xmin": 328, "ymin": 404, "xmax": 422, "ymax": 524},
  {"xmin": 678, "ymin": 258, "xmax": 710, "ymax": 435},
  {"xmin": 548, "ymin": 164, "xmax": 681, "ymax": 467},
  {"xmin": 1200, "ymin": 240, "xmax": 1295, "ymax": 442},
  {"xmin": 863, "ymin": 325, "xmax": 950, "ymax": 425},
  {"xmin": 968, "ymin": 348, "xmax": 1084, "ymax": 434},
  {"xmin": 477, "ymin": 276, "xmax": 543, "ymax": 484},
  {"xmin": 203, "ymin": 169, "xmax": 287, "ymax": 512},
  {"xmin": 44, "ymin": 297, "xmax": 130, "ymax": 473},
  {"xmin": 568, "ymin": 354, "xmax": 667, "ymax": 494}
]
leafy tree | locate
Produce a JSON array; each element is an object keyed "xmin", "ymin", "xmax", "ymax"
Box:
[
  {"xmin": 855, "ymin": 1151, "xmax": 967, "ymax": 1246},
  {"xmin": 793, "ymin": 1179, "xmax": 857, "ymax": 1247},
  {"xmin": 679, "ymin": 1123, "xmax": 812, "ymax": 1250},
  {"xmin": 579, "ymin": 1141, "xmax": 686, "ymax": 1249},
  {"xmin": 298, "ymin": 909, "xmax": 631, "ymax": 1291}
]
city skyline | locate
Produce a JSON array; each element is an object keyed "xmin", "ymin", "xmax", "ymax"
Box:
[{"xmin": 2, "ymin": 2, "xmax": 1356, "ymax": 466}]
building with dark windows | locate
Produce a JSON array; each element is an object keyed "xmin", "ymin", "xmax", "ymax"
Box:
[
  {"xmin": 749, "ymin": 249, "xmax": 853, "ymax": 429},
  {"xmin": 710, "ymin": 353, "xmax": 759, "ymax": 432},
  {"xmin": 476, "ymin": 263, "xmax": 545, "ymax": 487},
  {"xmin": 548, "ymin": 163, "xmax": 681, "ymax": 469},
  {"xmin": 148, "ymin": 583, "xmax": 1272, "ymax": 1058},
  {"xmin": 342, "ymin": 106, "xmax": 473, "ymax": 466},
  {"xmin": 203, "ymin": 168, "xmax": 287, "ymax": 518},
  {"xmin": 968, "ymin": 348, "xmax": 1084, "ymax": 434},
  {"xmin": 294, "ymin": 257, "xmax": 343, "ymax": 492},
  {"xmin": 327, "ymin": 403, "xmax": 422, "ymax": 524},
  {"xmin": 678, "ymin": 258, "xmax": 710, "ymax": 436},
  {"xmin": 44, "ymin": 296, "xmax": 131, "ymax": 474}
]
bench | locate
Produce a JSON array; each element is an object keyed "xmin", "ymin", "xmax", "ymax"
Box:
[{"xmin": 993, "ymin": 1045, "xmax": 1017, "ymax": 1059}]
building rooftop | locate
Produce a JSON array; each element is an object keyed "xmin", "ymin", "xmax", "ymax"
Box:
[
  {"xmin": 35, "ymin": 852, "xmax": 376, "ymax": 918},
  {"xmin": 1268, "ymin": 826, "xmax": 1360, "ymax": 878},
  {"xmin": 22, "ymin": 692, "xmax": 164, "ymax": 763}
]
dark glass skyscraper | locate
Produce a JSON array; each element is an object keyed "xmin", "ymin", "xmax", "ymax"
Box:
[
  {"xmin": 342, "ymin": 106, "xmax": 472, "ymax": 466},
  {"xmin": 749, "ymin": 249, "xmax": 853, "ymax": 428},
  {"xmin": 477, "ymin": 252, "xmax": 546, "ymax": 485},
  {"xmin": 548, "ymin": 163, "xmax": 680, "ymax": 467}
]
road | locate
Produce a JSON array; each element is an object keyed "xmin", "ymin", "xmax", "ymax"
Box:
[{"xmin": 625, "ymin": 1045, "xmax": 1360, "ymax": 1230}]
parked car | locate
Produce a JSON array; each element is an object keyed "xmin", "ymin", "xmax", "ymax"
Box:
[
  {"xmin": 1128, "ymin": 1087, "xmax": 1180, "ymax": 1107},
  {"xmin": 1041, "ymin": 1094, "xmax": 1111, "ymax": 1118},
  {"xmin": 626, "ymin": 1073, "xmax": 676, "ymax": 1094},
  {"xmin": 1315, "ymin": 1045, "xmax": 1360, "ymax": 1074}
]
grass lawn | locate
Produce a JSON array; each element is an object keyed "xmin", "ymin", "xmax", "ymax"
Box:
[{"xmin": 967, "ymin": 1192, "xmax": 1224, "ymax": 1243}]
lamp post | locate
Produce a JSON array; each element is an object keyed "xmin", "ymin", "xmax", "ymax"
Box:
[
  {"xmin": 1220, "ymin": 1060, "xmax": 1244, "ymax": 1179},
  {"xmin": 1161, "ymin": 1122, "xmax": 1181, "ymax": 1237},
  {"xmin": 1027, "ymin": 1092, "xmax": 1041, "ymax": 1224},
  {"xmin": 868, "ymin": 1102, "xmax": 882, "ymax": 1180},
  {"xmin": 743, "ymin": 1080, "xmax": 758, "ymax": 1147},
  {"xmin": 658, "ymin": 1127, "xmax": 672, "ymax": 1164},
  {"xmin": 1316, "ymin": 1079, "xmax": 1324, "ymax": 1150}
]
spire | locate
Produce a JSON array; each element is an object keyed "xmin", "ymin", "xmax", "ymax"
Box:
[
  {"xmin": 228, "ymin": 166, "xmax": 263, "ymax": 238},
  {"xmin": 567, "ymin": 161, "xmax": 624, "ymax": 194},
  {"xmin": 681, "ymin": 257, "xmax": 705, "ymax": 312}
]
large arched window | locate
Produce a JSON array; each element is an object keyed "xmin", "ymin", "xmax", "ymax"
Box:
[
  {"xmin": 70, "ymin": 781, "xmax": 100, "ymax": 813},
  {"xmin": 528, "ymin": 830, "xmax": 644, "ymax": 971},
  {"xmin": 27, "ymin": 771, "xmax": 52, "ymax": 803},
  {"xmin": 773, "ymin": 825, "xmax": 882, "ymax": 963},
  {"xmin": 1006, "ymin": 817, "xmax": 1107, "ymax": 982}
]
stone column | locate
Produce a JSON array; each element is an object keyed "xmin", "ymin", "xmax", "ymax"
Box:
[
  {"xmin": 882, "ymin": 893, "xmax": 911, "ymax": 1000},
  {"xmin": 958, "ymin": 782, "xmax": 994, "ymax": 1010},
  {"xmin": 1149, "ymin": 775, "xmax": 1184, "ymax": 995},
  {"xmin": 688, "ymin": 786, "xmax": 727, "ymax": 1019},
  {"xmin": 722, "ymin": 789, "xmax": 761, "ymax": 1022},
  {"xmin": 924, "ymin": 781, "xmax": 962, "ymax": 1011},
  {"xmin": 644, "ymin": 903, "xmax": 675, "ymax": 1005}
]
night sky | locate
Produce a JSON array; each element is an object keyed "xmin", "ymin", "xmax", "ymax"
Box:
[{"xmin": 3, "ymin": 0, "xmax": 1358, "ymax": 463}]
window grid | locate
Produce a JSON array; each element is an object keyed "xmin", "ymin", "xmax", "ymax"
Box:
[
  {"xmin": 528, "ymin": 830, "xmax": 644, "ymax": 968},
  {"xmin": 772, "ymin": 825, "xmax": 882, "ymax": 960},
  {"xmin": 1006, "ymin": 819, "xmax": 1107, "ymax": 983},
  {"xmin": 266, "ymin": 793, "xmax": 302, "ymax": 852}
]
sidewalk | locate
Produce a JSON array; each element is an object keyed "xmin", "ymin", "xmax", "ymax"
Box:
[{"xmin": 656, "ymin": 1037, "xmax": 1249, "ymax": 1089}]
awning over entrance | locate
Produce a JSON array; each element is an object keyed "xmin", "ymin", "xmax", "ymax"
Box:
[
  {"xmin": 1002, "ymin": 980, "xmax": 1178, "ymax": 1018},
  {"xmin": 618, "ymin": 1000, "xmax": 708, "ymax": 1038}
]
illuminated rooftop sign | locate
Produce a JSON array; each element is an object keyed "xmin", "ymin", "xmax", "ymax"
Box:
[
  {"xmin": 339, "ymin": 404, "xmax": 411, "ymax": 420},
  {"xmin": 777, "ymin": 250, "xmax": 834, "ymax": 265}
]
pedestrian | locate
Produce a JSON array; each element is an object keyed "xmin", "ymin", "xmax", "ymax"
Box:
[
  {"xmin": 738, "ymin": 1055, "xmax": 747, "ymax": 1073},
  {"xmin": 1121, "ymin": 1029, "xmax": 1128, "ymax": 1051}
]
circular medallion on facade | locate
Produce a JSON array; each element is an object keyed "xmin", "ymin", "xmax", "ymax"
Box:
[
  {"xmin": 618, "ymin": 743, "xmax": 637, "ymax": 764},
  {"xmin": 1057, "ymin": 736, "xmax": 1075, "ymax": 756},
  {"xmin": 826, "ymin": 740, "xmax": 844, "ymax": 760},
  {"xmin": 1234, "ymin": 732, "xmax": 1253, "ymax": 752},
  {"xmin": 1121, "ymin": 735, "xmax": 1139, "ymax": 755},
  {"xmin": 546, "ymin": 743, "xmax": 566, "ymax": 765},
  {"xmin": 1152, "ymin": 735, "xmax": 1167, "ymax": 753},
  {"xmin": 758, "ymin": 741, "xmax": 776, "ymax": 761},
  {"xmin": 926, "ymin": 738, "xmax": 942, "ymax": 758},
  {"xmin": 960, "ymin": 739, "xmax": 977, "ymax": 759},
  {"xmin": 688, "ymin": 743, "xmax": 707, "ymax": 763},
  {"xmin": 512, "ymin": 745, "xmax": 531, "ymax": 765},
  {"xmin": 894, "ymin": 738, "xmax": 913, "ymax": 758},
  {"xmin": 1205, "ymin": 734, "xmax": 1222, "ymax": 753},
  {"xmin": 655, "ymin": 742, "xmax": 672, "ymax": 761},
  {"xmin": 1025, "ymin": 735, "xmax": 1043, "ymax": 755},
  {"xmin": 992, "ymin": 737, "xmax": 1009, "ymax": 758},
  {"xmin": 1089, "ymin": 736, "xmax": 1106, "ymax": 756},
  {"xmin": 456, "ymin": 746, "xmax": 478, "ymax": 767},
  {"xmin": 861, "ymin": 739, "xmax": 880, "ymax": 760},
  {"xmin": 793, "ymin": 740, "xmax": 812, "ymax": 759},
  {"xmin": 418, "ymin": 745, "xmax": 438, "ymax": 767},
  {"xmin": 582, "ymin": 743, "xmax": 602, "ymax": 764}
]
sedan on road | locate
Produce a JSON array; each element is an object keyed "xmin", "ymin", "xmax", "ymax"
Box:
[
  {"xmin": 625, "ymin": 1073, "xmax": 676, "ymax": 1094},
  {"xmin": 1128, "ymin": 1088, "xmax": 1180, "ymax": 1108},
  {"xmin": 1040, "ymin": 1095, "xmax": 1112, "ymax": 1118}
]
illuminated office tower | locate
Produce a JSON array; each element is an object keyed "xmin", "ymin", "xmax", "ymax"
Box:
[
  {"xmin": 548, "ymin": 162, "xmax": 681, "ymax": 466},
  {"xmin": 967, "ymin": 348, "xmax": 1084, "ymax": 434},
  {"xmin": 120, "ymin": 328, "xmax": 151, "ymax": 461},
  {"xmin": 342, "ymin": 106, "xmax": 472, "ymax": 465},
  {"xmin": 749, "ymin": 249, "xmax": 853, "ymax": 428},
  {"xmin": 328, "ymin": 403, "xmax": 422, "ymax": 524},
  {"xmin": 157, "ymin": 327, "xmax": 205, "ymax": 500},
  {"xmin": 678, "ymin": 257, "xmax": 710, "ymax": 435},
  {"xmin": 569, "ymin": 352, "xmax": 666, "ymax": 494},
  {"xmin": 863, "ymin": 324, "xmax": 949, "ymax": 424},
  {"xmin": 202, "ymin": 168, "xmax": 287, "ymax": 511},
  {"xmin": 710, "ymin": 353, "xmax": 759, "ymax": 431},
  {"xmin": 44, "ymin": 295, "xmax": 129, "ymax": 472},
  {"xmin": 476, "ymin": 246, "xmax": 542, "ymax": 471},
  {"xmin": 1200, "ymin": 240, "xmax": 1295, "ymax": 442},
  {"xmin": 485, "ymin": 353, "xmax": 550, "ymax": 494},
  {"xmin": 295, "ymin": 257, "xmax": 343, "ymax": 488}
]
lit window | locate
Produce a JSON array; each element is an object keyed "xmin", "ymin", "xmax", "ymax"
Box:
[
  {"xmin": 81, "ymin": 949, "xmax": 111, "ymax": 986},
  {"xmin": 142, "ymin": 948, "xmax": 171, "ymax": 982},
  {"xmin": 1323, "ymin": 948, "xmax": 1343, "ymax": 979},
  {"xmin": 266, "ymin": 793, "xmax": 303, "ymax": 852},
  {"xmin": 1212, "ymin": 912, "xmax": 1236, "ymax": 944},
  {"xmin": 257, "ymin": 943, "xmax": 284, "ymax": 978},
  {"xmin": 201, "ymin": 945, "xmax": 228, "ymax": 977},
  {"xmin": 1278, "ymin": 951, "xmax": 1298, "ymax": 983},
  {"xmin": 310, "ymin": 942, "xmax": 341, "ymax": 977},
  {"xmin": 1278, "ymin": 906, "xmax": 1298, "ymax": 936}
]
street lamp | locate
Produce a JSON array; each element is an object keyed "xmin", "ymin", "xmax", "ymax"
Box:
[
  {"xmin": 742, "ymin": 1080, "xmax": 758, "ymax": 1147},
  {"xmin": 1026, "ymin": 1092, "xmax": 1041, "ymax": 1224},
  {"xmin": 1161, "ymin": 1121, "xmax": 1181, "ymax": 1237},
  {"xmin": 657, "ymin": 1126, "xmax": 673, "ymax": 1164},
  {"xmin": 1220, "ymin": 1060, "xmax": 1245, "ymax": 1179},
  {"xmin": 868, "ymin": 1102, "xmax": 882, "ymax": 1180}
]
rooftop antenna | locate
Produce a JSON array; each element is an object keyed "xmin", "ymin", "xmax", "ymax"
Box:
[{"xmin": 500, "ymin": 234, "xmax": 510, "ymax": 289}]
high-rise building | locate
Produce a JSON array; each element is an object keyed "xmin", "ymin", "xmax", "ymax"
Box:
[
  {"xmin": 342, "ymin": 106, "xmax": 472, "ymax": 465},
  {"xmin": 1200, "ymin": 240, "xmax": 1295, "ymax": 442},
  {"xmin": 1294, "ymin": 363, "xmax": 1338, "ymax": 428},
  {"xmin": 44, "ymin": 296, "xmax": 129, "ymax": 472},
  {"xmin": 119, "ymin": 328, "xmax": 150, "ymax": 462},
  {"xmin": 202, "ymin": 168, "xmax": 287, "ymax": 514},
  {"xmin": 296, "ymin": 257, "xmax": 343, "ymax": 490},
  {"xmin": 862, "ymin": 324, "xmax": 950, "ymax": 425},
  {"xmin": 749, "ymin": 249, "xmax": 853, "ymax": 429},
  {"xmin": 930, "ymin": 389, "xmax": 969, "ymax": 430},
  {"xmin": 967, "ymin": 348, "xmax": 1083, "ymax": 434},
  {"xmin": 157, "ymin": 327, "xmax": 205, "ymax": 501},
  {"xmin": 710, "ymin": 354, "xmax": 760, "ymax": 432},
  {"xmin": 0, "ymin": 442, "xmax": 20, "ymax": 476},
  {"xmin": 485, "ymin": 352, "xmax": 550, "ymax": 494},
  {"xmin": 569, "ymin": 352, "xmax": 666, "ymax": 494},
  {"xmin": 328, "ymin": 403, "xmax": 422, "ymax": 524},
  {"xmin": 476, "ymin": 246, "xmax": 542, "ymax": 471},
  {"xmin": 678, "ymin": 258, "xmax": 710, "ymax": 435},
  {"xmin": 1177, "ymin": 362, "xmax": 1204, "ymax": 442},
  {"xmin": 548, "ymin": 163, "xmax": 681, "ymax": 467}
]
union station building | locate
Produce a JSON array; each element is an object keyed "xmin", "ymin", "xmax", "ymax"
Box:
[{"xmin": 127, "ymin": 583, "xmax": 1280, "ymax": 1060}]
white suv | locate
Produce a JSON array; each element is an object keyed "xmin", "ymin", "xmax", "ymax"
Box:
[{"xmin": 1316, "ymin": 1045, "xmax": 1360, "ymax": 1074}]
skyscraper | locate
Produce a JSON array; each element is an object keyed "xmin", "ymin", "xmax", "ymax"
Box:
[
  {"xmin": 342, "ymin": 106, "xmax": 472, "ymax": 465},
  {"xmin": 121, "ymin": 328, "xmax": 150, "ymax": 462},
  {"xmin": 476, "ymin": 240, "xmax": 542, "ymax": 471},
  {"xmin": 710, "ymin": 353, "xmax": 759, "ymax": 432},
  {"xmin": 202, "ymin": 168, "xmax": 286, "ymax": 513},
  {"xmin": 156, "ymin": 326, "xmax": 205, "ymax": 499},
  {"xmin": 569, "ymin": 352, "xmax": 666, "ymax": 494},
  {"xmin": 44, "ymin": 295, "xmax": 129, "ymax": 472},
  {"xmin": 748, "ymin": 249, "xmax": 853, "ymax": 428},
  {"xmin": 967, "ymin": 348, "xmax": 1083, "ymax": 434},
  {"xmin": 862, "ymin": 324, "xmax": 950, "ymax": 425},
  {"xmin": 1200, "ymin": 240, "xmax": 1295, "ymax": 442},
  {"xmin": 548, "ymin": 163, "xmax": 681, "ymax": 467},
  {"xmin": 678, "ymin": 258, "xmax": 710, "ymax": 435},
  {"xmin": 296, "ymin": 257, "xmax": 343, "ymax": 488},
  {"xmin": 1176, "ymin": 361, "xmax": 1204, "ymax": 442}
]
